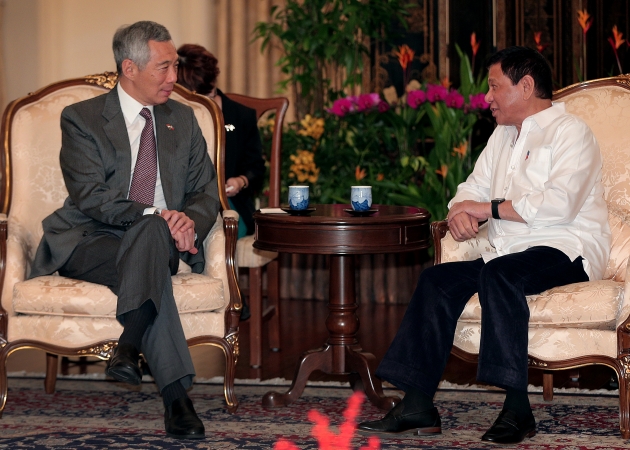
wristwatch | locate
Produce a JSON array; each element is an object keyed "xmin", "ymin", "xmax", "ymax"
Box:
[{"xmin": 491, "ymin": 198, "xmax": 505, "ymax": 220}]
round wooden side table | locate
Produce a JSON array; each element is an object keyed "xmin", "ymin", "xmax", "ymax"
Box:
[{"xmin": 253, "ymin": 204, "xmax": 431, "ymax": 410}]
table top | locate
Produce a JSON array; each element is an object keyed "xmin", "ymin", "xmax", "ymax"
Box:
[{"xmin": 253, "ymin": 204, "xmax": 431, "ymax": 255}]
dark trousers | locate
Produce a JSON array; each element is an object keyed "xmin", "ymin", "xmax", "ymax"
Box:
[
  {"xmin": 376, "ymin": 246, "xmax": 589, "ymax": 396},
  {"xmin": 59, "ymin": 215, "xmax": 195, "ymax": 391}
]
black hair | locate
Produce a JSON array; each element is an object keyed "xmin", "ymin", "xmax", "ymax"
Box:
[{"xmin": 486, "ymin": 46, "xmax": 553, "ymax": 99}]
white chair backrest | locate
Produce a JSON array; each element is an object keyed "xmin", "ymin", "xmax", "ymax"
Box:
[
  {"xmin": 555, "ymin": 79, "xmax": 630, "ymax": 210},
  {"xmin": 6, "ymin": 83, "xmax": 109, "ymax": 262},
  {"xmin": 1, "ymin": 75, "xmax": 222, "ymax": 265}
]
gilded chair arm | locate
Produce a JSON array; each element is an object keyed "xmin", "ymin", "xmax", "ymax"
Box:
[
  {"xmin": 221, "ymin": 210, "xmax": 242, "ymax": 336},
  {"xmin": 430, "ymin": 220, "xmax": 495, "ymax": 266},
  {"xmin": 0, "ymin": 216, "xmax": 7, "ymax": 344},
  {"xmin": 615, "ymin": 257, "xmax": 630, "ymax": 356}
]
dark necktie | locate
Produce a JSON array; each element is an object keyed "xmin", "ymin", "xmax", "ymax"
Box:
[{"xmin": 128, "ymin": 108, "xmax": 157, "ymax": 205}]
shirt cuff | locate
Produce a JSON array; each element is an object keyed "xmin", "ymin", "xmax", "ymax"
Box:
[{"xmin": 143, "ymin": 207, "xmax": 160, "ymax": 216}]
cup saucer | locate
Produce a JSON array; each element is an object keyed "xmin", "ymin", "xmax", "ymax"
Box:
[
  {"xmin": 281, "ymin": 206, "xmax": 316, "ymax": 215},
  {"xmin": 343, "ymin": 208, "xmax": 378, "ymax": 216}
]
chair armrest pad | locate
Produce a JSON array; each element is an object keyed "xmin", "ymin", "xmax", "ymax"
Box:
[
  {"xmin": 222, "ymin": 209, "xmax": 239, "ymax": 221},
  {"xmin": 432, "ymin": 220, "xmax": 495, "ymax": 265}
]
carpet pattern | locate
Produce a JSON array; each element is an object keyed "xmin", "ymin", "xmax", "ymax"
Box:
[{"xmin": 0, "ymin": 378, "xmax": 628, "ymax": 449}]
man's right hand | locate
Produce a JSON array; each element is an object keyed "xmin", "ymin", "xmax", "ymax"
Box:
[{"xmin": 158, "ymin": 209, "xmax": 198, "ymax": 254}]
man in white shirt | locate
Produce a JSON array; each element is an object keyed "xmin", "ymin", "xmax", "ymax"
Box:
[
  {"xmin": 359, "ymin": 46, "xmax": 610, "ymax": 444},
  {"xmin": 29, "ymin": 21, "xmax": 220, "ymax": 440}
]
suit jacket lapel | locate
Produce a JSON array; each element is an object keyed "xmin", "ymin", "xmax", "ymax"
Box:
[
  {"xmin": 102, "ymin": 88, "xmax": 132, "ymax": 192},
  {"xmin": 154, "ymin": 102, "xmax": 176, "ymax": 208}
]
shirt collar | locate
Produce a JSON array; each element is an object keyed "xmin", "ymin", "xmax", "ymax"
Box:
[
  {"xmin": 505, "ymin": 102, "xmax": 565, "ymax": 142},
  {"xmin": 116, "ymin": 83, "xmax": 154, "ymax": 125},
  {"xmin": 528, "ymin": 101, "xmax": 565, "ymax": 129}
]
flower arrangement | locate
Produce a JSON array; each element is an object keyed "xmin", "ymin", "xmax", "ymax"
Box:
[{"xmin": 258, "ymin": 34, "xmax": 490, "ymax": 220}]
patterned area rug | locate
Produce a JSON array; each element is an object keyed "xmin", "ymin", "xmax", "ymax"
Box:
[{"xmin": 0, "ymin": 378, "xmax": 628, "ymax": 449}]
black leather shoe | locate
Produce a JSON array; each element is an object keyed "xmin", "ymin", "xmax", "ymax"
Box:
[
  {"xmin": 105, "ymin": 343, "xmax": 142, "ymax": 385},
  {"xmin": 164, "ymin": 397, "xmax": 205, "ymax": 440},
  {"xmin": 357, "ymin": 402, "xmax": 441, "ymax": 436},
  {"xmin": 481, "ymin": 408, "xmax": 536, "ymax": 444}
]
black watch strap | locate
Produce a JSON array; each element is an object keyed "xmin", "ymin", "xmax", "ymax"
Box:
[{"xmin": 491, "ymin": 198, "xmax": 505, "ymax": 220}]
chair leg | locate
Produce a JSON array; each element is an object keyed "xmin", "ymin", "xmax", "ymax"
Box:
[
  {"xmin": 267, "ymin": 258, "xmax": 281, "ymax": 352},
  {"xmin": 542, "ymin": 371, "xmax": 553, "ymax": 401},
  {"xmin": 0, "ymin": 346, "xmax": 8, "ymax": 418},
  {"xmin": 617, "ymin": 366, "xmax": 630, "ymax": 439},
  {"xmin": 45, "ymin": 353, "xmax": 58, "ymax": 394},
  {"xmin": 249, "ymin": 267, "xmax": 263, "ymax": 368},
  {"xmin": 222, "ymin": 341, "xmax": 239, "ymax": 413}
]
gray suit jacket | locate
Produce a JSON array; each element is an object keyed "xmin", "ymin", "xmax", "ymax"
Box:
[{"xmin": 30, "ymin": 86, "xmax": 220, "ymax": 278}]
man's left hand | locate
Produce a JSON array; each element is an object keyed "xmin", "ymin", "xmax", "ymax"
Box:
[
  {"xmin": 159, "ymin": 209, "xmax": 198, "ymax": 254},
  {"xmin": 447, "ymin": 200, "xmax": 491, "ymax": 223}
]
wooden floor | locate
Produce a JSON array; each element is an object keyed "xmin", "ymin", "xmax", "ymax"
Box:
[
  {"xmin": 235, "ymin": 297, "xmax": 619, "ymax": 392},
  {"xmin": 6, "ymin": 297, "xmax": 618, "ymax": 393}
]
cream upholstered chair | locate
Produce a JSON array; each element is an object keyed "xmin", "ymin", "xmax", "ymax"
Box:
[
  {"xmin": 431, "ymin": 74, "xmax": 630, "ymax": 438},
  {"xmin": 0, "ymin": 73, "xmax": 242, "ymax": 416},
  {"xmin": 224, "ymin": 93, "xmax": 289, "ymax": 368}
]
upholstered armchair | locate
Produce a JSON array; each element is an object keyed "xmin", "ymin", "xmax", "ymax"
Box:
[
  {"xmin": 431, "ymin": 75, "xmax": 630, "ymax": 438},
  {"xmin": 0, "ymin": 73, "xmax": 242, "ymax": 416},
  {"xmin": 224, "ymin": 93, "xmax": 289, "ymax": 368}
]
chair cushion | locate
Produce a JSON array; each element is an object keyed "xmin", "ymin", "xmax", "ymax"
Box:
[
  {"xmin": 458, "ymin": 279, "xmax": 622, "ymax": 330},
  {"xmin": 236, "ymin": 234, "xmax": 278, "ymax": 268},
  {"xmin": 13, "ymin": 273, "xmax": 224, "ymax": 319},
  {"xmin": 440, "ymin": 222, "xmax": 496, "ymax": 264}
]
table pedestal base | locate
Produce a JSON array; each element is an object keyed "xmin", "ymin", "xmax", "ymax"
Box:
[{"xmin": 262, "ymin": 254, "xmax": 400, "ymax": 411}]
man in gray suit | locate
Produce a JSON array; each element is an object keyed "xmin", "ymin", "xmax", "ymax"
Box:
[{"xmin": 29, "ymin": 21, "xmax": 219, "ymax": 440}]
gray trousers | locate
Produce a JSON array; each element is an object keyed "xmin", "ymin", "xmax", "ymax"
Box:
[{"xmin": 59, "ymin": 214, "xmax": 195, "ymax": 391}]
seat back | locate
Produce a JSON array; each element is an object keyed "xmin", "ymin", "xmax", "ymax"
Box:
[
  {"xmin": 554, "ymin": 77, "xmax": 630, "ymax": 281},
  {"xmin": 554, "ymin": 78, "xmax": 630, "ymax": 210},
  {"xmin": 224, "ymin": 93, "xmax": 289, "ymax": 208},
  {"xmin": 0, "ymin": 73, "xmax": 224, "ymax": 319}
]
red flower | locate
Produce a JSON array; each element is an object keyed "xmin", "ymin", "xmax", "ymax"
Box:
[
  {"xmin": 470, "ymin": 32, "xmax": 480, "ymax": 57},
  {"xmin": 393, "ymin": 44, "xmax": 414, "ymax": 71},
  {"xmin": 533, "ymin": 31, "xmax": 549, "ymax": 53},
  {"xmin": 577, "ymin": 10, "xmax": 592, "ymax": 35}
]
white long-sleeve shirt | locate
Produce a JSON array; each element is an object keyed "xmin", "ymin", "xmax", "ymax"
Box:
[{"xmin": 449, "ymin": 102, "xmax": 611, "ymax": 280}]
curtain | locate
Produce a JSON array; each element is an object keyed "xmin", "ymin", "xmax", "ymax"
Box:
[{"xmin": 207, "ymin": 0, "xmax": 292, "ymax": 120}]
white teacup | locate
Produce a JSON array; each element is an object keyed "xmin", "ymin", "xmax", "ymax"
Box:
[
  {"xmin": 351, "ymin": 186, "xmax": 372, "ymax": 211},
  {"xmin": 288, "ymin": 186, "xmax": 310, "ymax": 210}
]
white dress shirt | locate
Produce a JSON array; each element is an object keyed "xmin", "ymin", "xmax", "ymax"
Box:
[
  {"xmin": 449, "ymin": 102, "xmax": 611, "ymax": 280},
  {"xmin": 117, "ymin": 83, "xmax": 167, "ymax": 212}
]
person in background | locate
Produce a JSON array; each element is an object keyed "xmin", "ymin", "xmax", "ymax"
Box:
[{"xmin": 177, "ymin": 43, "xmax": 265, "ymax": 320}]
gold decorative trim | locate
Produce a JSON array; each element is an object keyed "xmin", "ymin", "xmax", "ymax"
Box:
[
  {"xmin": 528, "ymin": 358, "xmax": 548, "ymax": 368},
  {"xmin": 77, "ymin": 342, "xmax": 117, "ymax": 359},
  {"xmin": 0, "ymin": 338, "xmax": 6, "ymax": 348},
  {"xmin": 85, "ymin": 72, "xmax": 118, "ymax": 89},
  {"xmin": 226, "ymin": 333, "xmax": 240, "ymax": 360},
  {"xmin": 619, "ymin": 356, "xmax": 630, "ymax": 382},
  {"xmin": 616, "ymin": 75, "xmax": 630, "ymax": 88}
]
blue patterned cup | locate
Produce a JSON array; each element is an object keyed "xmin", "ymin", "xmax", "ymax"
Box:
[
  {"xmin": 288, "ymin": 185, "xmax": 310, "ymax": 210},
  {"xmin": 351, "ymin": 186, "xmax": 372, "ymax": 211}
]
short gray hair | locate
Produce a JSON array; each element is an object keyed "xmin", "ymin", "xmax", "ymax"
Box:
[{"xmin": 112, "ymin": 21, "xmax": 172, "ymax": 73}]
